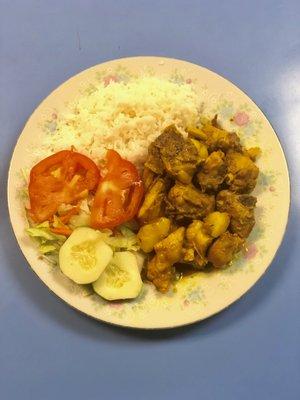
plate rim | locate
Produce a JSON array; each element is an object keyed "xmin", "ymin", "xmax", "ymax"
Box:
[{"xmin": 7, "ymin": 56, "xmax": 291, "ymax": 330}]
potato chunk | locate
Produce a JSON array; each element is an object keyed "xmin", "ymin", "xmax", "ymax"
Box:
[
  {"xmin": 137, "ymin": 178, "xmax": 166, "ymax": 224},
  {"xmin": 137, "ymin": 217, "xmax": 171, "ymax": 253},
  {"xmin": 184, "ymin": 220, "xmax": 213, "ymax": 268},
  {"xmin": 186, "ymin": 220, "xmax": 212, "ymax": 256},
  {"xmin": 190, "ymin": 139, "xmax": 208, "ymax": 161},
  {"xmin": 244, "ymin": 147, "xmax": 261, "ymax": 161},
  {"xmin": 203, "ymin": 211, "xmax": 230, "ymax": 238},
  {"xmin": 142, "ymin": 167, "xmax": 156, "ymax": 191},
  {"xmin": 187, "ymin": 126, "xmax": 208, "ymax": 141}
]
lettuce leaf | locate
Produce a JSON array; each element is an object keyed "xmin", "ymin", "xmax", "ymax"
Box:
[
  {"xmin": 26, "ymin": 222, "xmax": 67, "ymax": 263},
  {"xmin": 68, "ymin": 199, "xmax": 91, "ymax": 228},
  {"xmin": 26, "ymin": 216, "xmax": 140, "ymax": 268},
  {"xmin": 39, "ymin": 244, "xmax": 57, "ymax": 254},
  {"xmin": 119, "ymin": 225, "xmax": 136, "ymax": 238},
  {"xmin": 96, "ymin": 228, "xmax": 140, "ymax": 251}
]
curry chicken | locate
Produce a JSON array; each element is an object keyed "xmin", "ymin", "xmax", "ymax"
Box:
[{"xmin": 137, "ymin": 117, "xmax": 260, "ymax": 292}]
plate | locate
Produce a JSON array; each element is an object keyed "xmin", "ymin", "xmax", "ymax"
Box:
[{"xmin": 7, "ymin": 57, "xmax": 290, "ymax": 329}]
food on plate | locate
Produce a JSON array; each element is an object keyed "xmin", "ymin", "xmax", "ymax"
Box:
[
  {"xmin": 146, "ymin": 228, "xmax": 185, "ymax": 292},
  {"xmin": 137, "ymin": 217, "xmax": 171, "ymax": 253},
  {"xmin": 145, "ymin": 125, "xmax": 201, "ymax": 184},
  {"xmin": 92, "ymin": 251, "xmax": 143, "ymax": 300},
  {"xmin": 203, "ymin": 211, "xmax": 230, "ymax": 238},
  {"xmin": 197, "ymin": 150, "xmax": 227, "ymax": 192},
  {"xmin": 28, "ymin": 150, "xmax": 100, "ymax": 223},
  {"xmin": 207, "ymin": 232, "xmax": 245, "ymax": 268},
  {"xmin": 36, "ymin": 76, "xmax": 201, "ymax": 167},
  {"xmin": 138, "ymin": 118, "xmax": 260, "ymax": 291},
  {"xmin": 201, "ymin": 117, "xmax": 242, "ymax": 153},
  {"xmin": 166, "ymin": 182, "xmax": 215, "ymax": 221},
  {"xmin": 23, "ymin": 75, "xmax": 261, "ymax": 299},
  {"xmin": 26, "ymin": 148, "xmax": 144, "ymax": 300},
  {"xmin": 59, "ymin": 227, "xmax": 113, "ymax": 284},
  {"xmin": 90, "ymin": 149, "xmax": 144, "ymax": 229},
  {"xmin": 142, "ymin": 167, "xmax": 156, "ymax": 191},
  {"xmin": 26, "ymin": 221, "xmax": 67, "ymax": 260},
  {"xmin": 137, "ymin": 178, "xmax": 167, "ymax": 224},
  {"xmin": 216, "ymin": 190, "xmax": 257, "ymax": 238},
  {"xmin": 183, "ymin": 220, "xmax": 213, "ymax": 268},
  {"xmin": 244, "ymin": 146, "xmax": 261, "ymax": 161},
  {"xmin": 225, "ymin": 151, "xmax": 259, "ymax": 193}
]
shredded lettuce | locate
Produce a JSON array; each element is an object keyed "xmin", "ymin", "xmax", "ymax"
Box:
[
  {"xmin": 108, "ymin": 235, "xmax": 139, "ymax": 251},
  {"xmin": 96, "ymin": 228, "xmax": 140, "ymax": 251},
  {"xmin": 26, "ymin": 221, "xmax": 67, "ymax": 264},
  {"xmin": 26, "ymin": 211, "xmax": 139, "ymax": 269},
  {"xmin": 119, "ymin": 225, "xmax": 136, "ymax": 238},
  {"xmin": 20, "ymin": 168, "xmax": 30, "ymax": 183},
  {"xmin": 39, "ymin": 244, "xmax": 57, "ymax": 254},
  {"xmin": 27, "ymin": 227, "xmax": 62, "ymax": 241},
  {"xmin": 68, "ymin": 199, "xmax": 91, "ymax": 228},
  {"xmin": 17, "ymin": 168, "xmax": 30, "ymax": 203},
  {"xmin": 119, "ymin": 220, "xmax": 139, "ymax": 232},
  {"xmin": 19, "ymin": 187, "xmax": 29, "ymax": 200}
]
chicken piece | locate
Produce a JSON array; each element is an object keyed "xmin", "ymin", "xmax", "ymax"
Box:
[
  {"xmin": 203, "ymin": 211, "xmax": 230, "ymax": 238},
  {"xmin": 138, "ymin": 178, "xmax": 166, "ymax": 224},
  {"xmin": 183, "ymin": 220, "xmax": 213, "ymax": 268},
  {"xmin": 142, "ymin": 167, "xmax": 156, "ymax": 191},
  {"xmin": 147, "ymin": 256, "xmax": 172, "ymax": 293},
  {"xmin": 147, "ymin": 125, "xmax": 200, "ymax": 184},
  {"xmin": 207, "ymin": 231, "xmax": 245, "ymax": 268},
  {"xmin": 145, "ymin": 143, "xmax": 164, "ymax": 174},
  {"xmin": 147, "ymin": 227, "xmax": 185, "ymax": 292},
  {"xmin": 197, "ymin": 150, "xmax": 227, "ymax": 192},
  {"xmin": 166, "ymin": 183, "xmax": 215, "ymax": 222},
  {"xmin": 216, "ymin": 190, "xmax": 257, "ymax": 238},
  {"xmin": 201, "ymin": 120, "xmax": 242, "ymax": 153},
  {"xmin": 226, "ymin": 152, "xmax": 259, "ymax": 193},
  {"xmin": 137, "ymin": 217, "xmax": 171, "ymax": 253},
  {"xmin": 181, "ymin": 247, "xmax": 196, "ymax": 263}
]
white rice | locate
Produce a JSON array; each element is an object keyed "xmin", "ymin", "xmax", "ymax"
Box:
[{"xmin": 41, "ymin": 76, "xmax": 202, "ymax": 167}]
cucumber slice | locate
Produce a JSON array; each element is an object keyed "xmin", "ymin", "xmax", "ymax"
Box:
[
  {"xmin": 92, "ymin": 251, "xmax": 143, "ymax": 300},
  {"xmin": 59, "ymin": 227, "xmax": 113, "ymax": 284}
]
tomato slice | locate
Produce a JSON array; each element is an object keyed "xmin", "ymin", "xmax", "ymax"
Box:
[
  {"xmin": 91, "ymin": 150, "xmax": 144, "ymax": 229},
  {"xmin": 28, "ymin": 150, "xmax": 100, "ymax": 222}
]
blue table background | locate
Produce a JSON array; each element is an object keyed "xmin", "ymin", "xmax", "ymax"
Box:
[{"xmin": 1, "ymin": 1, "xmax": 299, "ymax": 399}]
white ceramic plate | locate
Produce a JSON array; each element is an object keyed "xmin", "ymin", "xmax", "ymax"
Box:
[{"xmin": 7, "ymin": 57, "xmax": 290, "ymax": 329}]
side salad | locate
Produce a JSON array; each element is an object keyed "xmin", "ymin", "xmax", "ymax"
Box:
[{"xmin": 26, "ymin": 148, "xmax": 145, "ymax": 301}]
